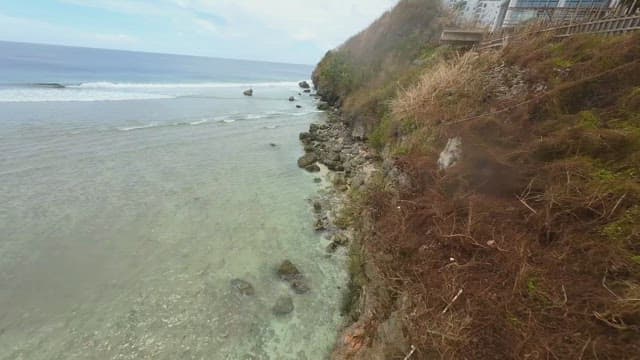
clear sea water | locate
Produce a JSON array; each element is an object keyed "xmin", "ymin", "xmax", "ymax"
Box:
[{"xmin": 0, "ymin": 41, "xmax": 346, "ymax": 359}]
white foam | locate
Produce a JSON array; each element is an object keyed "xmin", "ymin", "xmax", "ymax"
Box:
[
  {"xmin": 0, "ymin": 88, "xmax": 174, "ymax": 103},
  {"xmin": 189, "ymin": 119, "xmax": 209, "ymax": 126},
  {"xmin": 117, "ymin": 123, "xmax": 159, "ymax": 132},
  {"xmin": 68, "ymin": 81, "xmax": 301, "ymax": 90}
]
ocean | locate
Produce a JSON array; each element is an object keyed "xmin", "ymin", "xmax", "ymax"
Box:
[{"xmin": 0, "ymin": 41, "xmax": 346, "ymax": 359}]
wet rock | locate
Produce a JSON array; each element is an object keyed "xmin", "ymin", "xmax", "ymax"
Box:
[
  {"xmin": 317, "ymin": 101, "xmax": 330, "ymax": 111},
  {"xmin": 291, "ymin": 279, "xmax": 310, "ymax": 294},
  {"xmin": 296, "ymin": 105, "xmax": 302, "ymax": 109},
  {"xmin": 277, "ymin": 260, "xmax": 302, "ymax": 281},
  {"xmin": 313, "ymin": 177, "xmax": 322, "ymax": 183},
  {"xmin": 303, "ymin": 89, "xmax": 311, "ymax": 93},
  {"xmin": 299, "ymin": 132, "xmax": 312, "ymax": 144},
  {"xmin": 243, "ymin": 89, "xmax": 253, "ymax": 96},
  {"xmin": 289, "ymin": 96, "xmax": 295, "ymax": 102},
  {"xmin": 272, "ymin": 296, "xmax": 294, "ymax": 315},
  {"xmin": 230, "ymin": 279, "xmax": 255, "ymax": 297},
  {"xmin": 305, "ymin": 164, "xmax": 321, "ymax": 172},
  {"xmin": 315, "ymin": 218, "xmax": 327, "ymax": 231},
  {"xmin": 299, "ymin": 81, "xmax": 311, "ymax": 89},
  {"xmin": 313, "ymin": 200, "xmax": 322, "ymax": 213},
  {"xmin": 269, "ymin": 143, "xmax": 278, "ymax": 147},
  {"xmin": 297, "ymin": 153, "xmax": 317, "ymax": 169}
]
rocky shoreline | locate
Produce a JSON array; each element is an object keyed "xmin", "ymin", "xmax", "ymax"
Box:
[{"xmin": 297, "ymin": 99, "xmax": 409, "ymax": 359}]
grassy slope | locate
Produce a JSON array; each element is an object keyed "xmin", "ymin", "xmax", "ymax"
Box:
[
  {"xmin": 314, "ymin": 3, "xmax": 640, "ymax": 358},
  {"xmin": 312, "ymin": 0, "xmax": 447, "ymax": 131}
]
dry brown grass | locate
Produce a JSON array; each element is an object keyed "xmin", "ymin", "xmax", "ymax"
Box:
[{"xmin": 351, "ymin": 32, "xmax": 640, "ymax": 359}]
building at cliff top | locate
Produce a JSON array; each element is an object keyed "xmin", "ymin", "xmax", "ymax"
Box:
[{"xmin": 447, "ymin": 0, "xmax": 617, "ymax": 31}]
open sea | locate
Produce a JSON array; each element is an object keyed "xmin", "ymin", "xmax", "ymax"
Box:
[{"xmin": 0, "ymin": 41, "xmax": 346, "ymax": 359}]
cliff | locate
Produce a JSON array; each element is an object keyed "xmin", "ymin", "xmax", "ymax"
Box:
[{"xmin": 313, "ymin": 1, "xmax": 640, "ymax": 358}]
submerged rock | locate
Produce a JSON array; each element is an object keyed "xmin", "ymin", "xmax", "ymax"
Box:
[
  {"xmin": 305, "ymin": 164, "xmax": 321, "ymax": 173},
  {"xmin": 277, "ymin": 260, "xmax": 301, "ymax": 281},
  {"xmin": 277, "ymin": 260, "xmax": 311, "ymax": 294},
  {"xmin": 296, "ymin": 105, "xmax": 302, "ymax": 109},
  {"xmin": 291, "ymin": 279, "xmax": 310, "ymax": 294},
  {"xmin": 303, "ymin": 89, "xmax": 312, "ymax": 93},
  {"xmin": 272, "ymin": 296, "xmax": 294, "ymax": 315},
  {"xmin": 230, "ymin": 279, "xmax": 255, "ymax": 297},
  {"xmin": 289, "ymin": 96, "xmax": 295, "ymax": 102},
  {"xmin": 243, "ymin": 89, "xmax": 253, "ymax": 96}
]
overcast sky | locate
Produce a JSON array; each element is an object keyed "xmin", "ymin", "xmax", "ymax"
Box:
[{"xmin": 0, "ymin": 0, "xmax": 398, "ymax": 64}]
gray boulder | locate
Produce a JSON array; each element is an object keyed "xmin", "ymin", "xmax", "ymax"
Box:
[
  {"xmin": 272, "ymin": 296, "xmax": 294, "ymax": 315},
  {"xmin": 298, "ymin": 81, "xmax": 311, "ymax": 89},
  {"xmin": 289, "ymin": 96, "xmax": 295, "ymax": 102},
  {"xmin": 230, "ymin": 279, "xmax": 255, "ymax": 297},
  {"xmin": 243, "ymin": 89, "xmax": 253, "ymax": 96},
  {"xmin": 297, "ymin": 153, "xmax": 317, "ymax": 169},
  {"xmin": 277, "ymin": 260, "xmax": 301, "ymax": 281}
]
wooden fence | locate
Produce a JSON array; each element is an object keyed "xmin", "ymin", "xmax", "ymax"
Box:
[{"xmin": 477, "ymin": 13, "xmax": 640, "ymax": 51}]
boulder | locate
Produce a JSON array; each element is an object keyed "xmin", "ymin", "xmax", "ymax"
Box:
[
  {"xmin": 230, "ymin": 279, "xmax": 255, "ymax": 297},
  {"xmin": 305, "ymin": 164, "xmax": 321, "ymax": 173},
  {"xmin": 303, "ymin": 89, "xmax": 311, "ymax": 93},
  {"xmin": 298, "ymin": 81, "xmax": 311, "ymax": 89},
  {"xmin": 272, "ymin": 296, "xmax": 294, "ymax": 315},
  {"xmin": 299, "ymin": 132, "xmax": 312, "ymax": 143},
  {"xmin": 243, "ymin": 89, "xmax": 253, "ymax": 96},
  {"xmin": 290, "ymin": 279, "xmax": 310, "ymax": 294},
  {"xmin": 297, "ymin": 153, "xmax": 317, "ymax": 169},
  {"xmin": 313, "ymin": 200, "xmax": 322, "ymax": 213},
  {"xmin": 289, "ymin": 96, "xmax": 295, "ymax": 102},
  {"xmin": 317, "ymin": 101, "xmax": 330, "ymax": 111},
  {"xmin": 296, "ymin": 105, "xmax": 302, "ymax": 109},
  {"xmin": 277, "ymin": 260, "xmax": 302, "ymax": 281}
]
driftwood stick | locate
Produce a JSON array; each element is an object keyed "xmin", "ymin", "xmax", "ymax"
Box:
[
  {"xmin": 442, "ymin": 289, "xmax": 464, "ymax": 315},
  {"xmin": 403, "ymin": 345, "xmax": 417, "ymax": 360}
]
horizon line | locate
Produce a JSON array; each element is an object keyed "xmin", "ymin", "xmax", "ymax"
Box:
[{"xmin": 0, "ymin": 39, "xmax": 316, "ymax": 67}]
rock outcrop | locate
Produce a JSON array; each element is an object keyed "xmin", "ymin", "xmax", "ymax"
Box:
[{"xmin": 298, "ymin": 81, "xmax": 311, "ymax": 89}]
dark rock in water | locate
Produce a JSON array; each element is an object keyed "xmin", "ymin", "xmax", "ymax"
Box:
[
  {"xmin": 290, "ymin": 279, "xmax": 310, "ymax": 294},
  {"xmin": 272, "ymin": 296, "xmax": 294, "ymax": 315},
  {"xmin": 317, "ymin": 101, "xmax": 330, "ymax": 110},
  {"xmin": 305, "ymin": 164, "xmax": 321, "ymax": 173},
  {"xmin": 327, "ymin": 241, "xmax": 340, "ymax": 253},
  {"xmin": 314, "ymin": 177, "xmax": 322, "ymax": 183},
  {"xmin": 243, "ymin": 89, "xmax": 253, "ymax": 96},
  {"xmin": 289, "ymin": 96, "xmax": 295, "ymax": 102},
  {"xmin": 296, "ymin": 105, "xmax": 302, "ymax": 109},
  {"xmin": 313, "ymin": 201, "xmax": 322, "ymax": 213},
  {"xmin": 299, "ymin": 132, "xmax": 312, "ymax": 143},
  {"xmin": 36, "ymin": 83, "xmax": 66, "ymax": 89},
  {"xmin": 303, "ymin": 89, "xmax": 311, "ymax": 93},
  {"xmin": 298, "ymin": 81, "xmax": 311, "ymax": 89},
  {"xmin": 315, "ymin": 218, "xmax": 326, "ymax": 231},
  {"xmin": 277, "ymin": 260, "xmax": 301, "ymax": 281},
  {"xmin": 297, "ymin": 153, "xmax": 317, "ymax": 169},
  {"xmin": 230, "ymin": 279, "xmax": 255, "ymax": 297},
  {"xmin": 269, "ymin": 143, "xmax": 278, "ymax": 147}
]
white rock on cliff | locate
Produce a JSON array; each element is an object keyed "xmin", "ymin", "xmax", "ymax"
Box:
[{"xmin": 438, "ymin": 137, "xmax": 462, "ymax": 170}]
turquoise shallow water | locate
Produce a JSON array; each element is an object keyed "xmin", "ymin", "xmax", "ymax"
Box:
[{"xmin": 0, "ymin": 84, "xmax": 347, "ymax": 359}]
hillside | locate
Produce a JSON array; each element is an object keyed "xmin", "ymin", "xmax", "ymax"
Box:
[{"xmin": 313, "ymin": 1, "xmax": 640, "ymax": 359}]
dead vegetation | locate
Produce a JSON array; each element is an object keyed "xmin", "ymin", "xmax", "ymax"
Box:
[{"xmin": 349, "ymin": 32, "xmax": 640, "ymax": 359}]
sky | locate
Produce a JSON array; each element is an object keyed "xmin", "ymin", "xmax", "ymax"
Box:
[{"xmin": 0, "ymin": 0, "xmax": 398, "ymax": 64}]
